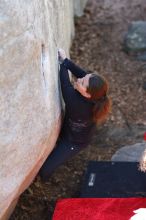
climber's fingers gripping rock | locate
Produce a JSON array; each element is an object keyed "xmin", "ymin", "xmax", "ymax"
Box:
[{"xmin": 58, "ymin": 48, "xmax": 67, "ymax": 64}]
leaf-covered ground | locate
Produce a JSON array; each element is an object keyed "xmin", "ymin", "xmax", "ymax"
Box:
[{"xmin": 11, "ymin": 0, "xmax": 146, "ymax": 219}]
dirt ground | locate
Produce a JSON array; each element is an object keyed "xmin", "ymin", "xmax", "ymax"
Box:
[{"xmin": 10, "ymin": 0, "xmax": 146, "ymax": 219}]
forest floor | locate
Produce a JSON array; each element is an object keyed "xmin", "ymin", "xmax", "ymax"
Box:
[{"xmin": 11, "ymin": 0, "xmax": 146, "ymax": 219}]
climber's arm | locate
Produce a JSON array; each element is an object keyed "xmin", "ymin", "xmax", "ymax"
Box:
[
  {"xmin": 59, "ymin": 63, "xmax": 78, "ymax": 106},
  {"xmin": 62, "ymin": 58, "xmax": 87, "ymax": 78}
]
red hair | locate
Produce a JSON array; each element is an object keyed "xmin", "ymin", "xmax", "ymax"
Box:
[{"xmin": 87, "ymin": 74, "xmax": 112, "ymax": 124}]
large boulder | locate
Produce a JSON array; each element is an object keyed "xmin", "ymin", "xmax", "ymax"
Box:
[
  {"xmin": 0, "ymin": 0, "xmax": 87, "ymax": 219},
  {"xmin": 74, "ymin": 0, "xmax": 88, "ymax": 17},
  {"xmin": 111, "ymin": 142, "xmax": 146, "ymax": 162},
  {"xmin": 124, "ymin": 21, "xmax": 146, "ymax": 60}
]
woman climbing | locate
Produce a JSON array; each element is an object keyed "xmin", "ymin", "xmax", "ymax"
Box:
[{"xmin": 39, "ymin": 48, "xmax": 112, "ymax": 181}]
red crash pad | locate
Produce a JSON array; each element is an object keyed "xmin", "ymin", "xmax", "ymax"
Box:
[{"xmin": 52, "ymin": 198, "xmax": 146, "ymax": 220}]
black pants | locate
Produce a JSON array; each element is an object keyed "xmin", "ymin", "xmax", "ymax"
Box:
[{"xmin": 39, "ymin": 138, "xmax": 86, "ymax": 181}]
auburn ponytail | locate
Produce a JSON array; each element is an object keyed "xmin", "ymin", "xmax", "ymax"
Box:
[
  {"xmin": 92, "ymin": 95, "xmax": 112, "ymax": 124},
  {"xmin": 86, "ymin": 73, "xmax": 112, "ymax": 124}
]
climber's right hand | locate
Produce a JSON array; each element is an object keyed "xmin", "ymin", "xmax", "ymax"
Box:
[{"xmin": 58, "ymin": 48, "xmax": 67, "ymax": 64}]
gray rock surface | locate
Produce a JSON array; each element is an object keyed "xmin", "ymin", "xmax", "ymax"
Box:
[
  {"xmin": 74, "ymin": 0, "xmax": 88, "ymax": 17},
  {"xmin": 107, "ymin": 124, "xmax": 146, "ymax": 143},
  {"xmin": 124, "ymin": 21, "xmax": 146, "ymax": 53},
  {"xmin": 137, "ymin": 52, "xmax": 146, "ymax": 61},
  {"xmin": 0, "ymin": 0, "xmax": 87, "ymax": 219},
  {"xmin": 111, "ymin": 142, "xmax": 146, "ymax": 162}
]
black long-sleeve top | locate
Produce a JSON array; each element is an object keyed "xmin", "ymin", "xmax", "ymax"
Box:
[{"xmin": 59, "ymin": 58, "xmax": 96, "ymax": 146}]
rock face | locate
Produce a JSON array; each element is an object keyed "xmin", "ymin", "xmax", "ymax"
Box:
[
  {"xmin": 0, "ymin": 1, "xmax": 87, "ymax": 219},
  {"xmin": 124, "ymin": 21, "xmax": 146, "ymax": 52},
  {"xmin": 74, "ymin": 0, "xmax": 88, "ymax": 16},
  {"xmin": 111, "ymin": 142, "xmax": 146, "ymax": 162}
]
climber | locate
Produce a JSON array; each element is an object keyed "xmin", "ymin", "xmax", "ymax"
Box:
[{"xmin": 39, "ymin": 48, "xmax": 112, "ymax": 181}]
